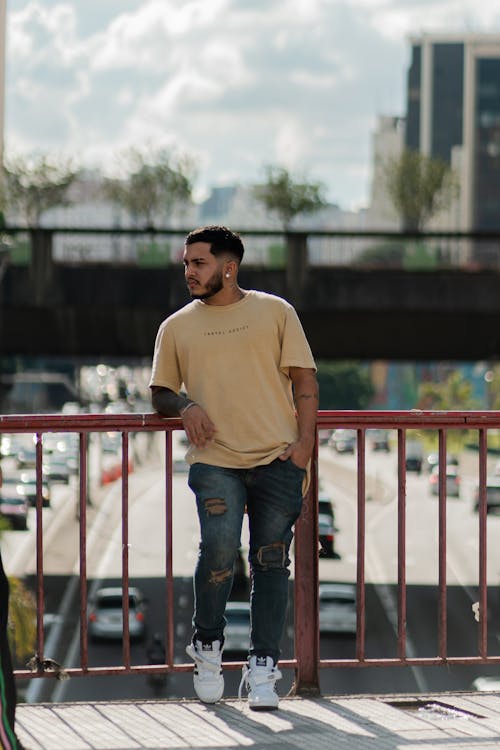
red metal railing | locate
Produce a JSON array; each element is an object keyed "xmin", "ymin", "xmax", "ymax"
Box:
[{"xmin": 2, "ymin": 410, "xmax": 500, "ymax": 695}]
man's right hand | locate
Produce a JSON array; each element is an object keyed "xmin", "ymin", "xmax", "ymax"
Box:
[{"xmin": 181, "ymin": 404, "xmax": 216, "ymax": 448}]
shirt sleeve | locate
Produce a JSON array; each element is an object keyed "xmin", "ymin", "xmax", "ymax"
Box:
[
  {"xmin": 279, "ymin": 304, "xmax": 317, "ymax": 373},
  {"xmin": 149, "ymin": 320, "xmax": 183, "ymax": 392}
]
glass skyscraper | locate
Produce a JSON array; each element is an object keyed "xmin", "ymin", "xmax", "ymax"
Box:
[{"xmin": 405, "ymin": 34, "xmax": 500, "ymax": 231}]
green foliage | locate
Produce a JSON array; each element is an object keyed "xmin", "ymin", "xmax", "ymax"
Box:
[
  {"xmin": 417, "ymin": 371, "xmax": 480, "ymax": 450},
  {"xmin": 383, "ymin": 149, "xmax": 458, "ymax": 231},
  {"xmin": 103, "ymin": 146, "xmax": 194, "ymax": 226},
  {"xmin": 485, "ymin": 365, "xmax": 500, "ymax": 410},
  {"xmin": 316, "ymin": 361, "xmax": 374, "ymax": 409},
  {"xmin": 417, "ymin": 371, "xmax": 479, "ymax": 411},
  {"xmin": 253, "ymin": 165, "xmax": 326, "ymax": 229},
  {"xmin": 2, "ymin": 153, "xmax": 78, "ymax": 226},
  {"xmin": 7, "ymin": 576, "xmax": 36, "ymax": 662}
]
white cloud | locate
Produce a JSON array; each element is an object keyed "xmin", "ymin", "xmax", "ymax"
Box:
[{"xmin": 4, "ymin": 0, "xmax": 500, "ymax": 209}]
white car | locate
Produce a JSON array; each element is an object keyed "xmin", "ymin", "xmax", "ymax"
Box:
[
  {"xmin": 319, "ymin": 583, "xmax": 357, "ymax": 635},
  {"xmin": 471, "ymin": 675, "xmax": 500, "ymax": 691},
  {"xmin": 223, "ymin": 601, "xmax": 250, "ymax": 653},
  {"xmin": 88, "ymin": 586, "xmax": 147, "ymax": 641}
]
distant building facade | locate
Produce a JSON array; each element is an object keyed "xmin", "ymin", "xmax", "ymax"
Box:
[
  {"xmin": 405, "ymin": 33, "xmax": 500, "ymax": 230},
  {"xmin": 366, "ymin": 115, "xmax": 405, "ymax": 229}
]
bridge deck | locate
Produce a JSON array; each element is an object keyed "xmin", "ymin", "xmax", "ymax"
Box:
[{"xmin": 15, "ymin": 692, "xmax": 500, "ymax": 749}]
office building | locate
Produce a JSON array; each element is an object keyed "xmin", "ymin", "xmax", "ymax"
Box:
[{"xmin": 405, "ymin": 33, "xmax": 500, "ymax": 230}]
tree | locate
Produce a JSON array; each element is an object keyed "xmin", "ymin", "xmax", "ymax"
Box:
[
  {"xmin": 253, "ymin": 165, "xmax": 326, "ymax": 229},
  {"xmin": 316, "ymin": 361, "xmax": 374, "ymax": 409},
  {"xmin": 417, "ymin": 371, "xmax": 479, "ymax": 411},
  {"xmin": 102, "ymin": 146, "xmax": 194, "ymax": 226},
  {"xmin": 416, "ymin": 371, "xmax": 480, "ymax": 451},
  {"xmin": 383, "ymin": 149, "xmax": 458, "ymax": 231},
  {"xmin": 2, "ymin": 153, "xmax": 78, "ymax": 226}
]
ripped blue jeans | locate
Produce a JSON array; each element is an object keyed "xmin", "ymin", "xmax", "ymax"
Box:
[{"xmin": 188, "ymin": 458, "xmax": 305, "ymax": 663}]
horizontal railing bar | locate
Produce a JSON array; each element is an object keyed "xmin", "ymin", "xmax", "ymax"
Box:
[
  {"xmin": 8, "ymin": 225, "xmax": 500, "ymax": 240},
  {"xmin": 1, "ymin": 410, "xmax": 500, "ymax": 434}
]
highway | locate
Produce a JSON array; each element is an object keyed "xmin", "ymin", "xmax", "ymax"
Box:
[{"xmin": 4, "ymin": 431, "xmax": 500, "ymax": 702}]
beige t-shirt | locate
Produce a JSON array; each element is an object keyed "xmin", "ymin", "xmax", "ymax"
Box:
[{"xmin": 149, "ymin": 290, "xmax": 316, "ymax": 468}]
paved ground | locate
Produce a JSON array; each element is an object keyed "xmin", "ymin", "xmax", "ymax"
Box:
[{"xmin": 16, "ymin": 691, "xmax": 500, "ymax": 750}]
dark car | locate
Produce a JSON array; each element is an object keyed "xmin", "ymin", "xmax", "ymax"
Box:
[
  {"xmin": 1, "ymin": 471, "xmax": 50, "ymax": 507},
  {"xmin": 474, "ymin": 476, "xmax": 500, "ymax": 514},
  {"xmin": 329, "ymin": 429, "xmax": 356, "ymax": 454},
  {"xmin": 405, "ymin": 440, "xmax": 424, "ymax": 473},
  {"xmin": 318, "ymin": 495, "xmax": 340, "ymax": 559},
  {"xmin": 43, "ymin": 454, "xmax": 71, "ymax": 484},
  {"xmin": 0, "ymin": 490, "xmax": 29, "ymax": 530},
  {"xmin": 366, "ymin": 429, "xmax": 390, "ymax": 452}
]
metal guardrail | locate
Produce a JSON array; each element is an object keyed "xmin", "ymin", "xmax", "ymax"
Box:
[
  {"xmin": 2, "ymin": 410, "xmax": 500, "ymax": 695},
  {"xmin": 2, "ymin": 226, "xmax": 500, "ymax": 270}
]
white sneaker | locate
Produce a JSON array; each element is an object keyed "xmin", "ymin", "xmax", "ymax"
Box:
[
  {"xmin": 239, "ymin": 655, "xmax": 282, "ymax": 710},
  {"xmin": 186, "ymin": 639, "xmax": 224, "ymax": 703}
]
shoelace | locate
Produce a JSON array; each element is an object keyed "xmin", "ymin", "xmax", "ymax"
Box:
[
  {"xmin": 186, "ymin": 643, "xmax": 222, "ymax": 674},
  {"xmin": 238, "ymin": 664, "xmax": 282, "ymax": 699}
]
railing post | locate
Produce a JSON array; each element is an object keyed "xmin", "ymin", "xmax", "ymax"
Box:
[{"xmin": 291, "ymin": 438, "xmax": 320, "ymax": 695}]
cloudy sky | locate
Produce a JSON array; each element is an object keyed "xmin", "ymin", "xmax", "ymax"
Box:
[{"xmin": 4, "ymin": 1, "xmax": 500, "ymax": 209}]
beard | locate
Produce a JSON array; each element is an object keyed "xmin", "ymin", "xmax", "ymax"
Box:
[{"xmin": 188, "ymin": 268, "xmax": 224, "ymax": 300}]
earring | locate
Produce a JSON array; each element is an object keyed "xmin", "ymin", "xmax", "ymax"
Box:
[{"xmin": 225, "ymin": 273, "xmax": 230, "ymax": 278}]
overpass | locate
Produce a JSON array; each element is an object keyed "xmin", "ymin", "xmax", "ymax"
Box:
[{"xmin": 1, "ymin": 227, "xmax": 499, "ymax": 361}]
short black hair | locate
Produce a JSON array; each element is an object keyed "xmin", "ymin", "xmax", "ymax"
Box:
[{"xmin": 185, "ymin": 225, "xmax": 244, "ymax": 263}]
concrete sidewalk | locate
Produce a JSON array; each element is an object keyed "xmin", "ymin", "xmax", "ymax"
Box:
[{"xmin": 16, "ymin": 691, "xmax": 500, "ymax": 749}]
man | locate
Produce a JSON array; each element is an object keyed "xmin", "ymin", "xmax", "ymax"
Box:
[{"xmin": 150, "ymin": 225, "xmax": 318, "ymax": 710}]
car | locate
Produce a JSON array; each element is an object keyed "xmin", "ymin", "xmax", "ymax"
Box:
[
  {"xmin": 319, "ymin": 582, "xmax": 357, "ymax": 635},
  {"xmin": 318, "ymin": 429, "xmax": 332, "ymax": 446},
  {"xmin": 318, "ymin": 495, "xmax": 340, "ymax": 559},
  {"xmin": 366, "ymin": 429, "xmax": 390, "ymax": 452},
  {"xmin": 16, "ymin": 446, "xmax": 38, "ymax": 469},
  {"xmin": 101, "ymin": 432, "xmax": 122, "ymax": 454},
  {"xmin": 88, "ymin": 586, "xmax": 147, "ymax": 641},
  {"xmin": 428, "ymin": 465, "xmax": 461, "ymax": 497},
  {"xmin": 425, "ymin": 452, "xmax": 459, "ymax": 474},
  {"xmin": 318, "ymin": 513, "xmax": 339, "ymax": 558},
  {"xmin": 223, "ymin": 601, "xmax": 251, "ymax": 653},
  {"xmin": 473, "ymin": 476, "xmax": 500, "ymax": 513},
  {"xmin": 172, "ymin": 458, "xmax": 190, "ymax": 473},
  {"xmin": 329, "ymin": 429, "xmax": 356, "ymax": 454},
  {"xmin": 318, "ymin": 496, "xmax": 335, "ymax": 520},
  {"xmin": 1, "ymin": 470, "xmax": 51, "ymax": 507},
  {"xmin": 43, "ymin": 454, "xmax": 71, "ymax": 484},
  {"xmin": 471, "ymin": 675, "xmax": 500, "ymax": 691},
  {"xmin": 405, "ymin": 440, "xmax": 424, "ymax": 473},
  {"xmin": 0, "ymin": 490, "xmax": 29, "ymax": 530},
  {"xmin": 425, "ymin": 453, "xmax": 439, "ymax": 474},
  {"xmin": 43, "ymin": 433, "xmax": 79, "ymax": 474}
]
